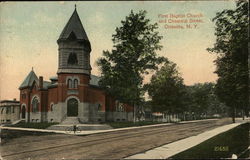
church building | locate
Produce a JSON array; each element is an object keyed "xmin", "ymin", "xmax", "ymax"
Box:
[{"xmin": 19, "ymin": 8, "xmax": 134, "ymax": 123}]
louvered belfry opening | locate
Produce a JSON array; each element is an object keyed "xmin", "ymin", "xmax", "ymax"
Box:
[{"xmin": 57, "ymin": 8, "xmax": 92, "ymax": 74}]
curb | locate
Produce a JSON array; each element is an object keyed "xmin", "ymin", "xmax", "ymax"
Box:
[{"xmin": 0, "ymin": 119, "xmax": 219, "ymax": 136}]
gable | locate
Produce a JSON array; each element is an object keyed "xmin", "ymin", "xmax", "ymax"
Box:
[{"xmin": 19, "ymin": 70, "xmax": 39, "ymax": 89}]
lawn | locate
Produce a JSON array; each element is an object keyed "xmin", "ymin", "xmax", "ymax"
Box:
[
  {"xmin": 106, "ymin": 121, "xmax": 165, "ymax": 128},
  {"xmin": 0, "ymin": 129, "xmax": 55, "ymax": 143},
  {"xmin": 11, "ymin": 122, "xmax": 58, "ymax": 129},
  {"xmin": 171, "ymin": 122, "xmax": 249, "ymax": 159},
  {"xmin": 1, "ymin": 122, "xmax": 59, "ymax": 144}
]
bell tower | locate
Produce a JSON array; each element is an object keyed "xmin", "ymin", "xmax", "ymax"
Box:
[
  {"xmin": 56, "ymin": 7, "xmax": 92, "ymax": 104},
  {"xmin": 57, "ymin": 8, "xmax": 91, "ymax": 75}
]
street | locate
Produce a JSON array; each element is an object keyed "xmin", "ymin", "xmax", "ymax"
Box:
[{"xmin": 1, "ymin": 118, "xmax": 232, "ymax": 160}]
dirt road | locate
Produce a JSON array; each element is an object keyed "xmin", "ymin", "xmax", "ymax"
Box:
[{"xmin": 0, "ymin": 118, "xmax": 232, "ymax": 160}]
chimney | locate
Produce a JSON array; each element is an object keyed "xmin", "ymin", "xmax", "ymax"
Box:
[{"xmin": 39, "ymin": 76, "xmax": 43, "ymax": 89}]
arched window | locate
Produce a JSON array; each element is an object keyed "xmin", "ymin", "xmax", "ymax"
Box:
[
  {"xmin": 6, "ymin": 107, "xmax": 11, "ymax": 114},
  {"xmin": 68, "ymin": 79, "xmax": 72, "ymax": 88},
  {"xmin": 21, "ymin": 106, "xmax": 26, "ymax": 119},
  {"xmin": 22, "ymin": 93, "xmax": 26, "ymax": 99},
  {"xmin": 32, "ymin": 97, "xmax": 39, "ymax": 113},
  {"xmin": 73, "ymin": 79, "xmax": 78, "ymax": 88},
  {"xmin": 98, "ymin": 103, "xmax": 102, "ymax": 111},
  {"xmin": 119, "ymin": 103, "xmax": 124, "ymax": 112},
  {"xmin": 1, "ymin": 108, "xmax": 4, "ymax": 114},
  {"xmin": 50, "ymin": 104, "xmax": 54, "ymax": 111},
  {"xmin": 67, "ymin": 53, "xmax": 78, "ymax": 65}
]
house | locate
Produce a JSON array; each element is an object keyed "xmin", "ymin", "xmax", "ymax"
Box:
[{"xmin": 0, "ymin": 100, "xmax": 20, "ymax": 124}]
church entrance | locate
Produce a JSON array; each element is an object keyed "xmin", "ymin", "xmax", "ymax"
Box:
[
  {"xmin": 21, "ymin": 106, "xmax": 26, "ymax": 119},
  {"xmin": 67, "ymin": 98, "xmax": 78, "ymax": 117}
]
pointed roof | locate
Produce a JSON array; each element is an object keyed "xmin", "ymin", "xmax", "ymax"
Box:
[
  {"xmin": 19, "ymin": 70, "xmax": 38, "ymax": 89},
  {"xmin": 58, "ymin": 8, "xmax": 89, "ymax": 41}
]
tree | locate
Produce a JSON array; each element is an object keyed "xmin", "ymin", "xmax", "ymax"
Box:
[
  {"xmin": 208, "ymin": 0, "xmax": 248, "ymax": 122},
  {"xmin": 186, "ymin": 83, "xmax": 228, "ymax": 119},
  {"xmin": 97, "ymin": 10, "xmax": 165, "ymax": 116},
  {"xmin": 186, "ymin": 83, "xmax": 212, "ymax": 116},
  {"xmin": 147, "ymin": 61, "xmax": 187, "ymax": 115}
]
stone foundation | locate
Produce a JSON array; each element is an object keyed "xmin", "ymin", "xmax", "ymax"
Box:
[{"xmin": 27, "ymin": 102, "xmax": 134, "ymax": 123}]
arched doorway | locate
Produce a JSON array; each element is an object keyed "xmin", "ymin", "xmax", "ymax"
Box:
[
  {"xmin": 21, "ymin": 106, "xmax": 26, "ymax": 119},
  {"xmin": 67, "ymin": 98, "xmax": 78, "ymax": 117}
]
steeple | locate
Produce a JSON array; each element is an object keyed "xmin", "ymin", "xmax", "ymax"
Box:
[
  {"xmin": 57, "ymin": 7, "xmax": 92, "ymax": 75},
  {"xmin": 58, "ymin": 8, "xmax": 90, "ymax": 44}
]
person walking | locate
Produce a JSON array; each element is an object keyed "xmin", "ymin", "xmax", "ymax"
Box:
[{"xmin": 73, "ymin": 124, "xmax": 78, "ymax": 134}]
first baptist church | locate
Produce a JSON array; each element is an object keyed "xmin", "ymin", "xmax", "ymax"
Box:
[{"xmin": 18, "ymin": 8, "xmax": 134, "ymax": 123}]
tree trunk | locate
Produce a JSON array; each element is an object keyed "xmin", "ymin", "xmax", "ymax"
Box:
[
  {"xmin": 232, "ymin": 107, "xmax": 235, "ymax": 123},
  {"xmin": 133, "ymin": 102, "xmax": 136, "ymax": 123},
  {"xmin": 242, "ymin": 110, "xmax": 245, "ymax": 120},
  {"xmin": 232, "ymin": 115, "xmax": 235, "ymax": 123},
  {"xmin": 244, "ymin": 108, "xmax": 249, "ymax": 117}
]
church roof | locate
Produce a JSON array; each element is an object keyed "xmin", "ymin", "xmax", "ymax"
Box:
[
  {"xmin": 49, "ymin": 76, "xmax": 58, "ymax": 81},
  {"xmin": 43, "ymin": 81, "xmax": 51, "ymax": 89},
  {"xmin": 90, "ymin": 75, "xmax": 100, "ymax": 86},
  {"xmin": 19, "ymin": 73, "xmax": 101, "ymax": 90},
  {"xmin": 58, "ymin": 8, "xmax": 89, "ymax": 41},
  {"xmin": 19, "ymin": 70, "xmax": 38, "ymax": 89}
]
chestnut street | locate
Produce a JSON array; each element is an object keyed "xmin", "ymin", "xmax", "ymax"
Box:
[{"xmin": 0, "ymin": 118, "xmax": 239, "ymax": 160}]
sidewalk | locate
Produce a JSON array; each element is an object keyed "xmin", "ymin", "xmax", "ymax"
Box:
[
  {"xmin": 125, "ymin": 120, "xmax": 249, "ymax": 159},
  {"xmin": 0, "ymin": 119, "xmax": 218, "ymax": 136}
]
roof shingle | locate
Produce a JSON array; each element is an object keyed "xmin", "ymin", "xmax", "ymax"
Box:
[
  {"xmin": 19, "ymin": 70, "xmax": 38, "ymax": 89},
  {"xmin": 58, "ymin": 9, "xmax": 89, "ymax": 41}
]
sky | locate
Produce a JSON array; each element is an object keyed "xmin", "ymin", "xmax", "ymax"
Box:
[{"xmin": 0, "ymin": 1, "xmax": 237, "ymax": 100}]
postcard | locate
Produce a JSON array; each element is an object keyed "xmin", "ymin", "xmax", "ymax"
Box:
[{"xmin": 0, "ymin": 1, "xmax": 248, "ymax": 160}]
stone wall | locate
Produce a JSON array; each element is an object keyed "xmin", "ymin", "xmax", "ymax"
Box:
[
  {"xmin": 106, "ymin": 111, "xmax": 133, "ymax": 122},
  {"xmin": 29, "ymin": 112, "xmax": 41, "ymax": 122},
  {"xmin": 78, "ymin": 102, "xmax": 90, "ymax": 123},
  {"xmin": 47, "ymin": 103, "xmax": 63, "ymax": 123},
  {"xmin": 35, "ymin": 101, "xmax": 135, "ymax": 123}
]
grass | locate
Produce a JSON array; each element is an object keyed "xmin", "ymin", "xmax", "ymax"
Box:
[
  {"xmin": 10, "ymin": 122, "xmax": 59, "ymax": 129},
  {"xmin": 106, "ymin": 118, "xmax": 218, "ymax": 129},
  {"xmin": 0, "ymin": 129, "xmax": 56, "ymax": 145},
  {"xmin": 171, "ymin": 122, "xmax": 249, "ymax": 159},
  {"xmin": 106, "ymin": 121, "xmax": 165, "ymax": 128},
  {"xmin": 1, "ymin": 122, "xmax": 59, "ymax": 144}
]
